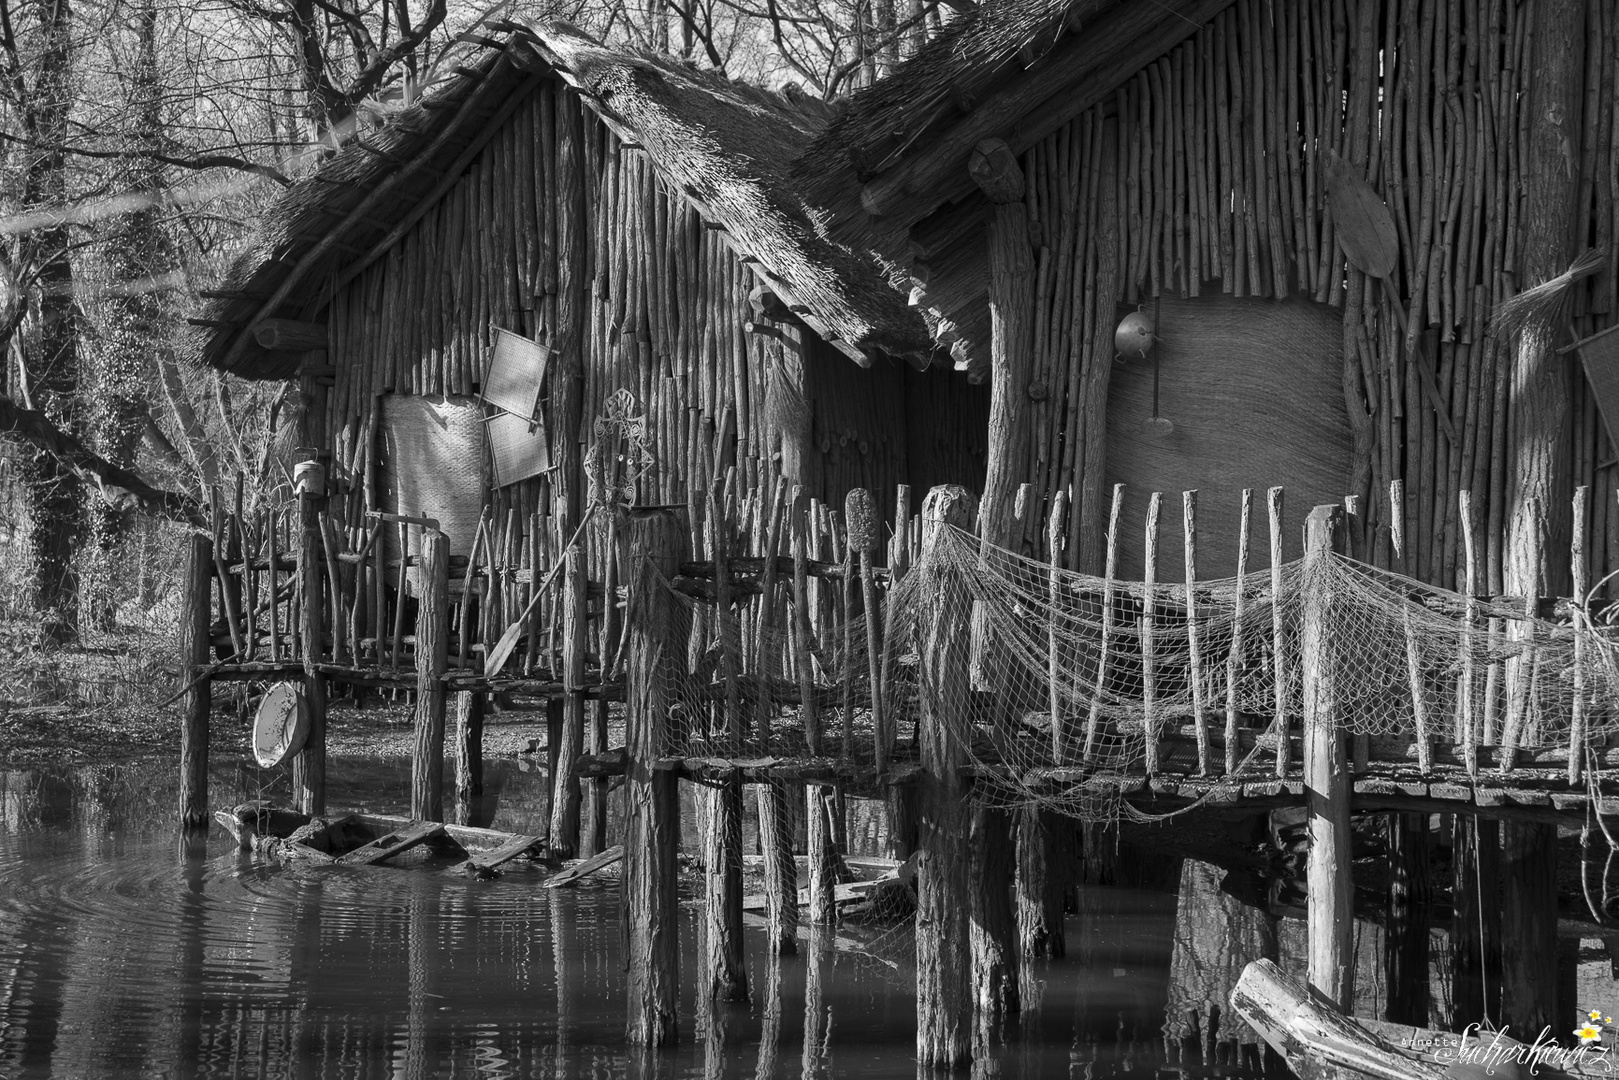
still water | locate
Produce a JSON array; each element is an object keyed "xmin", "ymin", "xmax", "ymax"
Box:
[{"xmin": 0, "ymin": 757, "xmax": 1270, "ymax": 1079}]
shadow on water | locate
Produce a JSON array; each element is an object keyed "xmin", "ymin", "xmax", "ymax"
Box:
[{"xmin": 2, "ymin": 757, "xmax": 1510, "ymax": 1078}]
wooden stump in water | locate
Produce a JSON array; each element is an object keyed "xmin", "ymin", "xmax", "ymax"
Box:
[
  {"xmin": 1016, "ymin": 807, "xmax": 1071, "ymax": 959},
  {"xmin": 806, "ymin": 783, "xmax": 838, "ymax": 925},
  {"xmin": 756, "ymin": 779, "xmax": 798, "ymax": 956},
  {"xmin": 971, "ymin": 806, "xmax": 1019, "ymax": 1022},
  {"xmin": 703, "ymin": 773, "xmax": 749, "ymax": 1003},
  {"xmin": 915, "ymin": 485, "xmax": 976, "ymax": 1069},
  {"xmin": 453, "ymin": 691, "xmax": 485, "ymax": 803},
  {"xmin": 1451, "ymin": 816, "xmax": 1501, "ymax": 1026},
  {"xmin": 1384, "ymin": 813, "xmax": 1430, "ymax": 1026},
  {"xmin": 179, "ymin": 533, "xmax": 213, "ymax": 829},
  {"xmin": 1500, "ymin": 821, "xmax": 1557, "ymax": 1035},
  {"xmin": 623, "ymin": 507, "xmax": 686, "ymax": 1046}
]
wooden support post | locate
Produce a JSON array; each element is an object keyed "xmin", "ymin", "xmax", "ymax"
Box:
[
  {"xmin": 1452, "ymin": 816, "xmax": 1501, "ymax": 1026},
  {"xmin": 410, "ymin": 531, "xmax": 448, "ymax": 822},
  {"xmin": 1500, "ymin": 821, "xmax": 1558, "ymax": 1035},
  {"xmin": 549, "ymin": 542, "xmax": 587, "ymax": 857},
  {"xmin": 624, "ymin": 507, "xmax": 686, "ymax": 1046},
  {"xmin": 703, "ymin": 771, "xmax": 748, "ymax": 1003},
  {"xmin": 1383, "ymin": 813, "xmax": 1431, "ymax": 1025},
  {"xmin": 1142, "ymin": 492, "xmax": 1162, "ymax": 774},
  {"xmin": 886, "ymin": 783, "xmax": 919, "ymax": 861},
  {"xmin": 806, "ymin": 783, "xmax": 837, "ymax": 924},
  {"xmin": 294, "ymin": 493, "xmax": 327, "ymax": 816},
  {"xmin": 179, "ymin": 532, "xmax": 213, "ymax": 829},
  {"xmin": 1302, "ymin": 504, "xmax": 1351, "ymax": 1010},
  {"xmin": 453, "ymin": 690, "xmax": 485, "ymax": 808},
  {"xmin": 756, "ymin": 780, "xmax": 798, "ymax": 956},
  {"xmin": 1015, "ymin": 807, "xmax": 1069, "ymax": 960},
  {"xmin": 915, "ymin": 485, "xmax": 977, "ymax": 1069},
  {"xmin": 1269, "ymin": 487, "xmax": 1287, "ymax": 777},
  {"xmin": 790, "ymin": 487, "xmax": 820, "ymax": 755},
  {"xmin": 970, "ymin": 806, "xmax": 1019, "ymax": 1024}
]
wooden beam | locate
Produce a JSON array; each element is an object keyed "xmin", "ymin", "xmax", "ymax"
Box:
[
  {"xmin": 859, "ymin": 0, "xmax": 1234, "ymax": 230},
  {"xmin": 253, "ymin": 318, "xmax": 327, "ymax": 352}
]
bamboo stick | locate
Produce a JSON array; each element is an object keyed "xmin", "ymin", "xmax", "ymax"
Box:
[
  {"xmin": 1269, "ymin": 486, "xmax": 1287, "ymax": 776},
  {"xmin": 1459, "ymin": 489, "xmax": 1478, "ymax": 777},
  {"xmin": 1570, "ymin": 485, "xmax": 1589, "ymax": 785},
  {"xmin": 1084, "ymin": 484, "xmax": 1124, "ymax": 761},
  {"xmin": 790, "ymin": 487, "xmax": 819, "ymax": 755},
  {"xmin": 1142, "ymin": 491, "xmax": 1162, "ymax": 775},
  {"xmin": 1048, "ymin": 490, "xmax": 1068, "ymax": 764},
  {"xmin": 1224, "ymin": 488, "xmax": 1251, "ymax": 774},
  {"xmin": 1184, "ymin": 490, "xmax": 1208, "ymax": 775}
]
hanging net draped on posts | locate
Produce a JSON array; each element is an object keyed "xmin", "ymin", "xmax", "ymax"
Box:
[{"xmin": 631, "ymin": 519, "xmax": 1619, "ymax": 822}]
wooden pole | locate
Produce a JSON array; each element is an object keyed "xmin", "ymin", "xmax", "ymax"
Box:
[
  {"xmin": 452, "ymin": 690, "xmax": 485, "ymax": 809},
  {"xmin": 410, "ymin": 530, "xmax": 448, "ymax": 822},
  {"xmin": 1269, "ymin": 487, "xmax": 1287, "ymax": 777},
  {"xmin": 1048, "ymin": 490, "xmax": 1068, "ymax": 763},
  {"xmin": 1302, "ymin": 503, "xmax": 1351, "ymax": 1010},
  {"xmin": 1015, "ymin": 807, "xmax": 1068, "ymax": 960},
  {"xmin": 294, "ymin": 492, "xmax": 327, "ymax": 816},
  {"xmin": 179, "ymin": 532, "xmax": 212, "ymax": 829},
  {"xmin": 970, "ymin": 806, "xmax": 1019, "ymax": 1024},
  {"xmin": 1224, "ymin": 488, "xmax": 1252, "ymax": 774},
  {"xmin": 624, "ymin": 507, "xmax": 687, "ymax": 1046},
  {"xmin": 549, "ymin": 542, "xmax": 587, "ymax": 857},
  {"xmin": 1183, "ymin": 490, "xmax": 1209, "ymax": 774},
  {"xmin": 1142, "ymin": 492, "xmax": 1162, "ymax": 774},
  {"xmin": 755, "ymin": 779, "xmax": 798, "ymax": 956},
  {"xmin": 806, "ymin": 783, "xmax": 837, "ymax": 925},
  {"xmin": 915, "ymin": 484, "xmax": 976, "ymax": 1069},
  {"xmin": 703, "ymin": 771, "xmax": 749, "ymax": 1003},
  {"xmin": 790, "ymin": 487, "xmax": 820, "ymax": 755}
]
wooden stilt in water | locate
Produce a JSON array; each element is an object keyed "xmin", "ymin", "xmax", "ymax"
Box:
[
  {"xmin": 1451, "ymin": 816, "xmax": 1501, "ymax": 1026},
  {"xmin": 624, "ymin": 506, "xmax": 686, "ymax": 1046},
  {"xmin": 1383, "ymin": 813, "xmax": 1430, "ymax": 1025},
  {"xmin": 453, "ymin": 690, "xmax": 485, "ymax": 821},
  {"xmin": 970, "ymin": 806, "xmax": 1019, "ymax": 1024},
  {"xmin": 295, "ymin": 492, "xmax": 327, "ymax": 816},
  {"xmin": 410, "ymin": 530, "xmax": 448, "ymax": 822},
  {"xmin": 179, "ymin": 532, "xmax": 213, "ymax": 829},
  {"xmin": 806, "ymin": 783, "xmax": 837, "ymax": 925},
  {"xmin": 1016, "ymin": 807, "xmax": 1069, "ymax": 959},
  {"xmin": 703, "ymin": 772, "xmax": 748, "ymax": 1002},
  {"xmin": 755, "ymin": 779, "xmax": 798, "ymax": 956},
  {"xmin": 915, "ymin": 485, "xmax": 976, "ymax": 1069},
  {"xmin": 550, "ymin": 542, "xmax": 587, "ymax": 857},
  {"xmin": 886, "ymin": 784, "xmax": 918, "ymax": 861},
  {"xmin": 1500, "ymin": 821, "xmax": 1558, "ymax": 1035},
  {"xmin": 1302, "ymin": 504, "xmax": 1351, "ymax": 1010}
]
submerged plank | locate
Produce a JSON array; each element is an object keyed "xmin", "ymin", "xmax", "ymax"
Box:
[
  {"xmin": 339, "ymin": 821, "xmax": 450, "ymax": 865},
  {"xmin": 452, "ymin": 834, "xmax": 545, "ymax": 876},
  {"xmin": 542, "ymin": 844, "xmax": 623, "ymax": 888}
]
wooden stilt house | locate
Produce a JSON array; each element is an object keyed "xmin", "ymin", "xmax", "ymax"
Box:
[{"xmin": 191, "ymin": 23, "xmax": 990, "ymax": 577}]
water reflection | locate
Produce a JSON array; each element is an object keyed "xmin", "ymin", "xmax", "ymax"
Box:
[{"xmin": 7, "ymin": 760, "xmax": 1568, "ymax": 1078}]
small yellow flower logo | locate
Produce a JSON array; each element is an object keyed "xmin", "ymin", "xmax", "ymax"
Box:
[
  {"xmin": 1592, "ymin": 1011, "xmax": 1604, "ymax": 1021},
  {"xmin": 1577, "ymin": 1024, "xmax": 1603, "ymax": 1045}
]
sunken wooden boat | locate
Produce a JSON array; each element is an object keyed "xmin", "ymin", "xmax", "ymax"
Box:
[
  {"xmin": 1232, "ymin": 958, "xmax": 1607, "ymax": 1080},
  {"xmin": 215, "ymin": 802, "xmax": 546, "ymax": 877}
]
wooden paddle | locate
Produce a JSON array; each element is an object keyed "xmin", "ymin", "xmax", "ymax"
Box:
[
  {"xmin": 483, "ymin": 508, "xmax": 597, "ymax": 678},
  {"xmin": 1325, "ymin": 151, "xmax": 1456, "ymax": 444}
]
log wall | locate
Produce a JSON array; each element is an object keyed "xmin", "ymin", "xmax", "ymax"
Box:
[
  {"xmin": 312, "ymin": 77, "xmax": 985, "ymax": 587},
  {"xmin": 1005, "ymin": 0, "xmax": 1619, "ymax": 591}
]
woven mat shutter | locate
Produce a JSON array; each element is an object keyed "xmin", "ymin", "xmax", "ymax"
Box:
[{"xmin": 380, "ymin": 395, "xmax": 487, "ymax": 591}]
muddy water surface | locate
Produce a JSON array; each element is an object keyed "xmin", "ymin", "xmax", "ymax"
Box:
[{"xmin": 1, "ymin": 757, "xmax": 1241, "ymax": 1079}]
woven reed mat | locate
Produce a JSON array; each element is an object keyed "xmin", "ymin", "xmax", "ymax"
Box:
[
  {"xmin": 380, "ymin": 395, "xmax": 487, "ymax": 593},
  {"xmin": 1104, "ymin": 294, "xmax": 1351, "ymax": 581}
]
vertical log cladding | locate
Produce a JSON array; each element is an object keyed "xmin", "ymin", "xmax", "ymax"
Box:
[
  {"xmin": 624, "ymin": 507, "xmax": 688, "ymax": 1046},
  {"xmin": 411, "ymin": 531, "xmax": 449, "ymax": 822},
  {"xmin": 968, "ymin": 139, "xmax": 1035, "ymax": 553},
  {"xmin": 1302, "ymin": 504, "xmax": 1351, "ymax": 1010},
  {"xmin": 916, "ymin": 485, "xmax": 977, "ymax": 1069},
  {"xmin": 553, "ymin": 90, "xmax": 589, "ymax": 533},
  {"xmin": 179, "ymin": 532, "xmax": 212, "ymax": 829},
  {"xmin": 1506, "ymin": 0, "xmax": 1587, "ymax": 604}
]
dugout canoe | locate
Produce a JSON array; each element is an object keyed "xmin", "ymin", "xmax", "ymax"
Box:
[
  {"xmin": 215, "ymin": 802, "xmax": 546, "ymax": 876},
  {"xmin": 1232, "ymin": 959, "xmax": 1607, "ymax": 1080}
]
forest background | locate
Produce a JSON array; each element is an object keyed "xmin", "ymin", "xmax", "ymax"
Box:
[{"xmin": 0, "ymin": 0, "xmax": 954, "ymax": 755}]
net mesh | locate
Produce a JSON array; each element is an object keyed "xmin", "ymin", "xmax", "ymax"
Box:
[{"xmin": 629, "ymin": 517, "xmax": 1619, "ymax": 823}]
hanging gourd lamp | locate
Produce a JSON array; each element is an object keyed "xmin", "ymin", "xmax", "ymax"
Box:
[{"xmin": 1116, "ymin": 298, "xmax": 1174, "ymax": 436}]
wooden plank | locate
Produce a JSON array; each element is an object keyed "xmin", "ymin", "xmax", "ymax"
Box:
[
  {"xmin": 339, "ymin": 821, "xmax": 451, "ymax": 865},
  {"xmin": 453, "ymin": 833, "xmax": 544, "ymax": 875},
  {"xmin": 543, "ymin": 843, "xmax": 623, "ymax": 888}
]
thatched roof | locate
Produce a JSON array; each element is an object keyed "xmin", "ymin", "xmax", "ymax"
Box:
[
  {"xmin": 793, "ymin": 0, "xmax": 1233, "ymax": 372},
  {"xmin": 191, "ymin": 22, "xmax": 931, "ymax": 380}
]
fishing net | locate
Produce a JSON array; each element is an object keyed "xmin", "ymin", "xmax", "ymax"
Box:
[{"xmin": 629, "ymin": 516, "xmax": 1619, "ymax": 824}]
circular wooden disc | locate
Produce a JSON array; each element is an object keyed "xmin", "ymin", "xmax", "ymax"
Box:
[{"xmin": 253, "ymin": 683, "xmax": 309, "ymax": 768}]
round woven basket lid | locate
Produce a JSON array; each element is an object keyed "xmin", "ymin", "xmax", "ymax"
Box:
[{"xmin": 253, "ymin": 683, "xmax": 310, "ymax": 768}]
